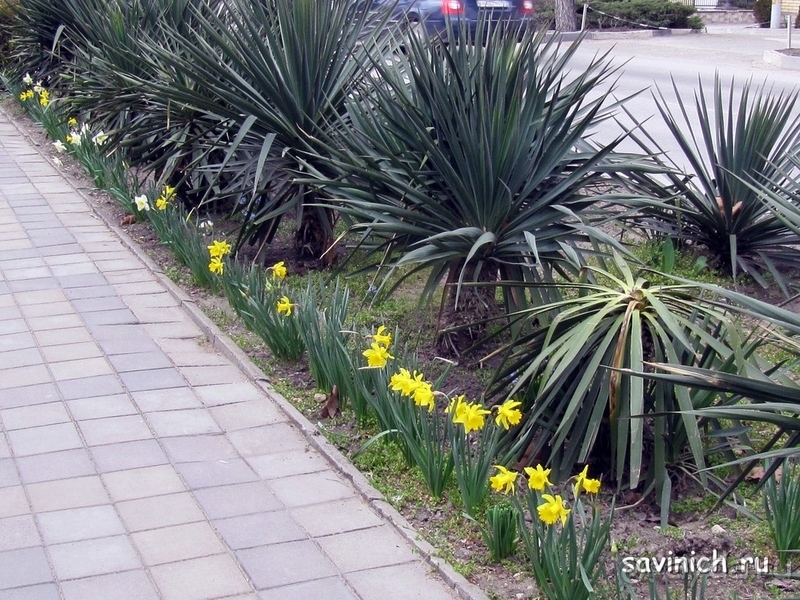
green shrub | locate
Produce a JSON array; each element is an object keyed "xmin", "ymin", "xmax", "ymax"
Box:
[
  {"xmin": 580, "ymin": 0, "xmax": 701, "ymax": 29},
  {"xmin": 754, "ymin": 0, "xmax": 771, "ymax": 26}
]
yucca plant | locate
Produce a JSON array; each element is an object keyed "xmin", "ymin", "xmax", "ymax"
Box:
[
  {"xmin": 623, "ymin": 75, "xmax": 800, "ymax": 294},
  {"xmin": 306, "ymin": 20, "xmax": 661, "ymax": 348},
  {"xmin": 122, "ymin": 0, "xmax": 397, "ymax": 261},
  {"xmin": 484, "ymin": 252, "xmax": 769, "ymax": 509}
]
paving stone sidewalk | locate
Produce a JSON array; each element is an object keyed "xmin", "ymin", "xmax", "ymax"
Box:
[{"xmin": 0, "ymin": 110, "xmax": 477, "ymax": 599}]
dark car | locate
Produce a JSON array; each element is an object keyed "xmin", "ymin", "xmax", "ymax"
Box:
[{"xmin": 377, "ymin": 0, "xmax": 534, "ymax": 41}]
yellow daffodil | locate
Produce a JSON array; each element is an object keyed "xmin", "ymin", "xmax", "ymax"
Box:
[
  {"xmin": 276, "ymin": 296, "xmax": 295, "ymax": 316},
  {"xmin": 92, "ymin": 131, "xmax": 108, "ymax": 145},
  {"xmin": 411, "ymin": 381, "xmax": 435, "ymax": 412},
  {"xmin": 134, "ymin": 195, "xmax": 150, "ymax": 211},
  {"xmin": 52, "ymin": 140, "xmax": 66, "ymax": 153},
  {"xmin": 155, "ymin": 196, "xmax": 169, "ymax": 210},
  {"xmin": 207, "ymin": 240, "xmax": 232, "ymax": 259},
  {"xmin": 369, "ymin": 325, "xmax": 392, "ymax": 347},
  {"xmin": 269, "ymin": 261, "xmax": 287, "ymax": 280},
  {"xmin": 448, "ymin": 394, "xmax": 466, "ymax": 415},
  {"xmin": 22, "ymin": 73, "xmax": 33, "ymax": 85},
  {"xmin": 453, "ymin": 401, "xmax": 490, "ymax": 433},
  {"xmin": 583, "ymin": 477, "xmax": 601, "ymax": 494},
  {"xmin": 524, "ymin": 464, "xmax": 552, "ymax": 492},
  {"xmin": 362, "ymin": 341, "xmax": 394, "ymax": 368},
  {"xmin": 538, "ymin": 494, "xmax": 570, "ymax": 526},
  {"xmin": 389, "ymin": 368, "xmax": 423, "ymax": 397},
  {"xmin": 19, "ymin": 90, "xmax": 33, "ymax": 101},
  {"xmin": 208, "ymin": 257, "xmax": 224, "ymax": 275},
  {"xmin": 38, "ymin": 89, "xmax": 49, "ymax": 107},
  {"xmin": 494, "ymin": 399, "xmax": 522, "ymax": 430},
  {"xmin": 489, "ymin": 465, "xmax": 518, "ymax": 494},
  {"xmin": 163, "ymin": 185, "xmax": 176, "ymax": 199},
  {"xmin": 67, "ymin": 117, "xmax": 78, "ymax": 127}
]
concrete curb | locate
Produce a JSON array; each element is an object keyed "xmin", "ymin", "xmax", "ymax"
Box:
[
  {"xmin": 2, "ymin": 104, "xmax": 489, "ymax": 600},
  {"xmin": 764, "ymin": 48, "xmax": 800, "ymax": 69}
]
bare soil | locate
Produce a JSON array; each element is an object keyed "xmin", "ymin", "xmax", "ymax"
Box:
[{"xmin": 10, "ymin": 104, "xmax": 800, "ymax": 600}]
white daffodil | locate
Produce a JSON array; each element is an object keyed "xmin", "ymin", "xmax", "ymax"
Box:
[
  {"xmin": 134, "ymin": 195, "xmax": 150, "ymax": 211},
  {"xmin": 22, "ymin": 73, "xmax": 33, "ymax": 85},
  {"xmin": 52, "ymin": 140, "xmax": 67, "ymax": 153},
  {"xmin": 92, "ymin": 131, "xmax": 108, "ymax": 146},
  {"xmin": 53, "ymin": 156, "xmax": 63, "ymax": 167},
  {"xmin": 33, "ymin": 81, "xmax": 44, "ymax": 94}
]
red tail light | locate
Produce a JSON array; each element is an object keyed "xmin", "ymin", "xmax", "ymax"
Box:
[
  {"xmin": 442, "ymin": 0, "xmax": 464, "ymax": 15},
  {"xmin": 522, "ymin": 0, "xmax": 534, "ymax": 13}
]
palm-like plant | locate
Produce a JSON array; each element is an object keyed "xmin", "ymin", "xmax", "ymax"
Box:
[
  {"xmin": 120, "ymin": 0, "xmax": 397, "ymax": 260},
  {"xmin": 624, "ymin": 75, "xmax": 800, "ymax": 293},
  {"xmin": 306, "ymin": 21, "xmax": 659, "ymax": 346},
  {"xmin": 484, "ymin": 252, "xmax": 769, "ymax": 506}
]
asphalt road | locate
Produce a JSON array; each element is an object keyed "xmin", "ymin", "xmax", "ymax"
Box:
[{"xmin": 562, "ymin": 25, "xmax": 800, "ymax": 169}]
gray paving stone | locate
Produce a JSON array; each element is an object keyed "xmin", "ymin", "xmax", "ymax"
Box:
[
  {"xmin": 81, "ymin": 308, "xmax": 138, "ymax": 326},
  {"xmin": 0, "ymin": 382, "xmax": 59, "ymax": 410},
  {"xmin": 8, "ymin": 277, "xmax": 59, "ymax": 293},
  {"xmin": 25, "ymin": 314, "xmax": 84, "ymax": 332},
  {"xmin": 26, "ymin": 476, "xmax": 109, "ymax": 512},
  {"xmin": 176, "ymin": 459, "xmax": 259, "ymax": 490},
  {"xmin": 227, "ymin": 424, "xmax": 308, "ymax": 458},
  {"xmin": 0, "ymin": 546, "xmax": 52, "ymax": 589},
  {"xmin": 57, "ymin": 374, "xmax": 124, "ymax": 400},
  {"xmin": 209, "ymin": 402, "xmax": 285, "ymax": 432},
  {"xmin": 6, "ymin": 422, "xmax": 83, "ymax": 456},
  {"xmin": 18, "ymin": 301, "xmax": 73, "ymax": 318},
  {"xmin": 116, "ymin": 492, "xmax": 205, "ymax": 532},
  {"xmin": 193, "ymin": 482, "xmax": 283, "ymax": 519},
  {"xmin": 34, "ymin": 326, "xmax": 93, "ymax": 347},
  {"xmin": 66, "ymin": 394, "xmax": 138, "ymax": 420},
  {"xmin": 0, "ymin": 487, "xmax": 29, "ymax": 518},
  {"xmin": 180, "ymin": 365, "xmax": 247, "ymax": 387},
  {"xmin": 89, "ymin": 439, "xmax": 168, "ymax": 473},
  {"xmin": 64, "ymin": 284, "xmax": 117, "ymax": 300},
  {"xmin": 0, "ymin": 365, "xmax": 51, "ymax": 390},
  {"xmin": 316, "ymin": 525, "xmax": 417, "ymax": 573},
  {"xmin": 346, "ymin": 562, "xmax": 457, "ymax": 600},
  {"xmin": 16, "ymin": 449, "xmax": 95, "ymax": 484},
  {"xmin": 161, "ymin": 435, "xmax": 238, "ymax": 463},
  {"xmin": 132, "ymin": 388, "xmax": 202, "ymax": 412},
  {"xmin": 132, "ymin": 522, "xmax": 227, "ymax": 566},
  {"xmin": 77, "ymin": 415, "xmax": 152, "ymax": 446},
  {"xmin": 257, "ymin": 577, "xmax": 358, "ymax": 600},
  {"xmin": 39, "ymin": 341, "xmax": 102, "ymax": 363},
  {"xmin": 0, "ymin": 514, "xmax": 41, "ymax": 550},
  {"xmin": 0, "ymin": 331, "xmax": 37, "ymax": 354},
  {"xmin": 145, "ymin": 409, "xmax": 221, "ymax": 437},
  {"xmin": 0, "ymin": 460, "xmax": 21, "ymax": 488},
  {"xmin": 102, "ymin": 464, "xmax": 186, "ymax": 502},
  {"xmin": 194, "ymin": 382, "xmax": 263, "ymax": 407},
  {"xmin": 108, "ymin": 351, "xmax": 173, "ymax": 373},
  {"xmin": 37, "ymin": 505, "xmax": 125, "ymax": 544},
  {"xmin": 0, "ymin": 319, "xmax": 28, "ymax": 335},
  {"xmin": 246, "ymin": 449, "xmax": 329, "ymax": 481},
  {"xmin": 48, "ymin": 535, "xmax": 141, "ymax": 580},
  {"xmin": 150, "ymin": 554, "xmax": 254, "ymax": 600},
  {"xmin": 269, "ymin": 472, "xmax": 353, "ymax": 509},
  {"xmin": 0, "ymin": 402, "xmax": 70, "ymax": 430},
  {"xmin": 70, "ymin": 296, "xmax": 128, "ymax": 313},
  {"xmin": 289, "ymin": 498, "xmax": 385, "ymax": 538},
  {"xmin": 0, "ymin": 583, "xmax": 59, "ymax": 600},
  {"xmin": 49, "ymin": 357, "xmax": 113, "ymax": 381},
  {"xmin": 60, "ymin": 569, "xmax": 160, "ymax": 600},
  {"xmin": 0, "ymin": 348, "xmax": 41, "ymax": 369},
  {"xmin": 236, "ymin": 540, "xmax": 337, "ymax": 589},
  {"xmin": 214, "ymin": 511, "xmax": 306, "ymax": 550},
  {"xmin": 119, "ymin": 368, "xmax": 186, "ymax": 392},
  {"xmin": 55, "ymin": 273, "xmax": 108, "ymax": 289}
]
